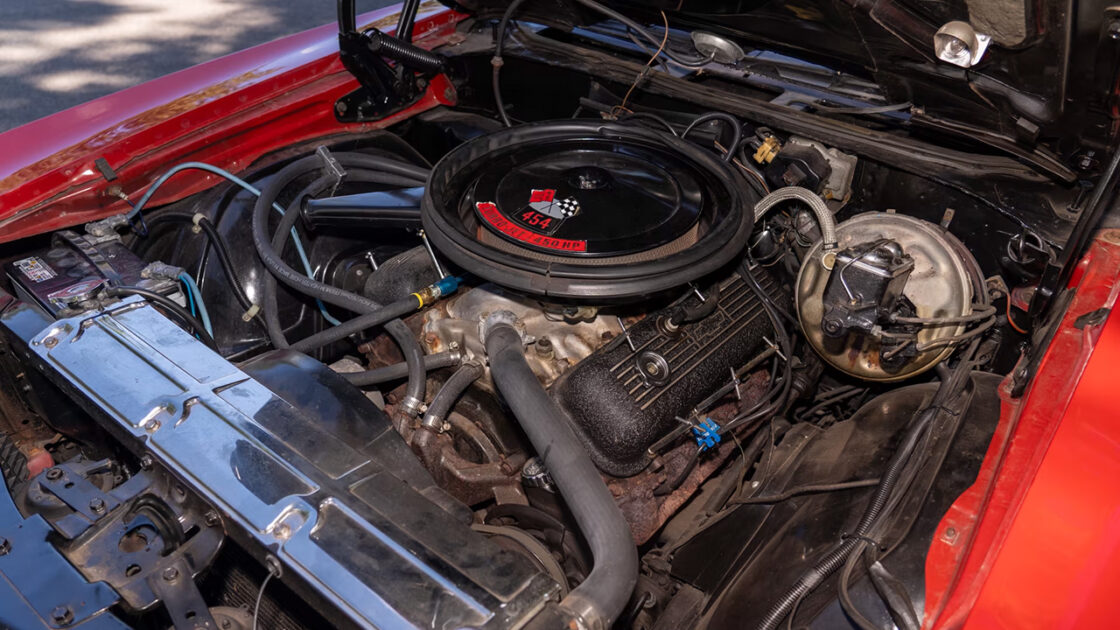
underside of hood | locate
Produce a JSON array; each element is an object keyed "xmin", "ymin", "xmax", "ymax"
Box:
[{"xmin": 449, "ymin": 0, "xmax": 1120, "ymax": 163}]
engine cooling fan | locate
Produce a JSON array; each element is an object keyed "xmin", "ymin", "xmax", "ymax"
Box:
[{"xmin": 421, "ymin": 121, "xmax": 755, "ymax": 301}]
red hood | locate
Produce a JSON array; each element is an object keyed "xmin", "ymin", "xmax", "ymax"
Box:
[{"xmin": 0, "ymin": 1, "xmax": 464, "ymax": 243}]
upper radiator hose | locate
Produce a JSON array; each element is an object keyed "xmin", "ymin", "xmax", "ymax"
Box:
[{"xmin": 483, "ymin": 315, "xmax": 638, "ymax": 630}]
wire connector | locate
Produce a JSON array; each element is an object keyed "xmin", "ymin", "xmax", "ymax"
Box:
[{"xmin": 692, "ymin": 418, "xmax": 722, "ymax": 452}]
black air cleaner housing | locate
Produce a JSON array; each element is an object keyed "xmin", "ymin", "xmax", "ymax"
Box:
[{"xmin": 422, "ymin": 121, "xmax": 755, "ymax": 301}]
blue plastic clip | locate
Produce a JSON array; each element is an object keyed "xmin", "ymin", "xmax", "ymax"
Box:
[
  {"xmin": 433, "ymin": 275, "xmax": 462, "ymax": 298},
  {"xmin": 692, "ymin": 418, "xmax": 722, "ymax": 452}
]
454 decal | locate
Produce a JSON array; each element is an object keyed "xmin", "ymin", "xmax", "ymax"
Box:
[
  {"xmin": 512, "ymin": 188, "xmax": 580, "ymax": 235},
  {"xmin": 476, "ymin": 201, "xmax": 587, "ymax": 252},
  {"xmin": 473, "ymin": 187, "xmax": 586, "ymax": 252}
]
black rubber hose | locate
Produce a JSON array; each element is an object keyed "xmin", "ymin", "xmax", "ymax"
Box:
[
  {"xmin": 105, "ymin": 286, "xmax": 218, "ymax": 351},
  {"xmin": 135, "ymin": 212, "xmax": 258, "ymax": 317},
  {"xmin": 342, "ymin": 152, "xmax": 432, "ymax": 181},
  {"xmin": 261, "ymin": 189, "xmax": 310, "ymax": 350},
  {"xmin": 421, "ymin": 360, "xmax": 484, "ymax": 430},
  {"xmin": 485, "ymin": 321, "xmax": 638, "ymax": 628},
  {"xmin": 260, "ymin": 166, "xmax": 426, "ymax": 347},
  {"xmin": 194, "ymin": 216, "xmax": 259, "ymax": 319},
  {"xmin": 251, "ymin": 153, "xmax": 428, "ymax": 413},
  {"xmin": 288, "ymin": 295, "xmax": 419, "ymax": 354},
  {"xmin": 682, "ymin": 112, "xmax": 742, "ymax": 162},
  {"xmin": 343, "ymin": 351, "xmax": 461, "ymax": 387},
  {"xmin": 262, "ymin": 174, "xmax": 422, "ymax": 354},
  {"xmin": 252, "ymin": 157, "xmax": 419, "ymax": 315}
]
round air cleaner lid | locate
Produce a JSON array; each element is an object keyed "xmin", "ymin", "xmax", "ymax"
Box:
[{"xmin": 422, "ymin": 121, "xmax": 754, "ymax": 301}]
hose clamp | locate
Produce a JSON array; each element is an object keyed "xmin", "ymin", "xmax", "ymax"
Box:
[
  {"xmin": 445, "ymin": 342, "xmax": 464, "ymax": 365},
  {"xmin": 479, "ymin": 310, "xmax": 523, "ymax": 346},
  {"xmin": 419, "ymin": 412, "xmax": 445, "ymax": 433},
  {"xmin": 558, "ymin": 596, "xmax": 605, "ymax": 630},
  {"xmin": 399, "ymin": 395, "xmax": 423, "ymax": 417}
]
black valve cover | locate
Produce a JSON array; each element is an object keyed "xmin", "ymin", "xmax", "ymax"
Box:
[{"xmin": 552, "ymin": 270, "xmax": 780, "ymax": 477}]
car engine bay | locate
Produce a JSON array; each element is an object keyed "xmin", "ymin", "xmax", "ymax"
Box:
[{"xmin": 0, "ymin": 0, "xmax": 1104, "ymax": 629}]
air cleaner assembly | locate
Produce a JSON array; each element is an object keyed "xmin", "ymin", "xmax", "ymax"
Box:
[{"xmin": 421, "ymin": 121, "xmax": 755, "ymax": 301}]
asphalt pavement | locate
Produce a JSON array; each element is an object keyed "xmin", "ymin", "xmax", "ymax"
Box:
[{"xmin": 0, "ymin": 0, "xmax": 398, "ymax": 132}]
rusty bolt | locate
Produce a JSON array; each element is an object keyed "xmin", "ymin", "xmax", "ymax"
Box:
[
  {"xmin": 45, "ymin": 468, "xmax": 63, "ymax": 481},
  {"xmin": 50, "ymin": 605, "xmax": 73, "ymax": 626},
  {"xmin": 204, "ymin": 511, "xmax": 221, "ymax": 527},
  {"xmin": 162, "ymin": 566, "xmax": 179, "ymax": 582},
  {"xmin": 43, "ymin": 336, "xmax": 58, "ymax": 349},
  {"xmin": 89, "ymin": 498, "xmax": 106, "ymax": 514},
  {"xmin": 0, "ymin": 537, "xmax": 10, "ymax": 555},
  {"xmin": 535, "ymin": 337, "xmax": 554, "ymax": 358}
]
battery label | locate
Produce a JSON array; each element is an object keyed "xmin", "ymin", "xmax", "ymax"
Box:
[{"xmin": 14, "ymin": 257, "xmax": 56, "ymax": 283}]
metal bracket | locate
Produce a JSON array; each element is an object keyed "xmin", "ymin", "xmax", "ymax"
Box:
[
  {"xmin": 28, "ymin": 464, "xmax": 224, "ymax": 614},
  {"xmin": 334, "ymin": 0, "xmax": 428, "ymax": 122},
  {"xmin": 149, "ymin": 558, "xmax": 219, "ymax": 630},
  {"xmin": 35, "ymin": 460, "xmax": 120, "ymax": 539},
  {"xmin": 315, "ymin": 146, "xmax": 347, "ymax": 198}
]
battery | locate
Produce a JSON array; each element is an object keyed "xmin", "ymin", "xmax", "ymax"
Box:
[{"xmin": 5, "ymin": 230, "xmax": 178, "ymax": 318}]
